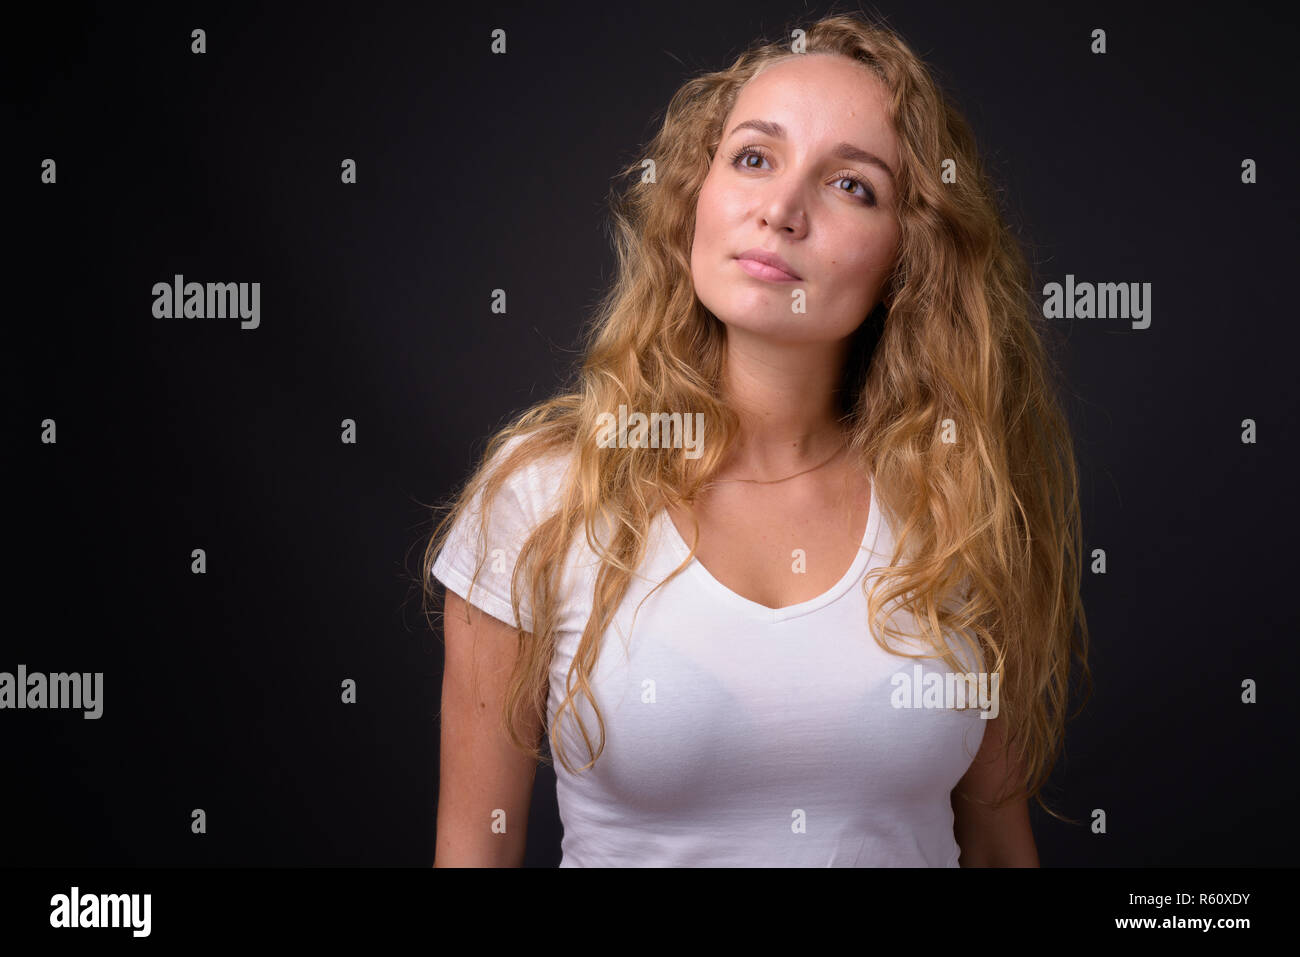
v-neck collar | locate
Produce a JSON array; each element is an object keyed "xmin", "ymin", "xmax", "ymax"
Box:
[{"xmin": 657, "ymin": 476, "xmax": 884, "ymax": 624}]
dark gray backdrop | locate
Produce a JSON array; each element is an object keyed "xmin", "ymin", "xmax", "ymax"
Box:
[{"xmin": 8, "ymin": 0, "xmax": 1299, "ymax": 866}]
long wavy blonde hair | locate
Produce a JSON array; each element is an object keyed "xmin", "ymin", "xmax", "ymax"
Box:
[{"xmin": 418, "ymin": 11, "xmax": 1092, "ymax": 821}]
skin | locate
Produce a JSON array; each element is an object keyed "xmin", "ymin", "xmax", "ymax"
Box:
[
  {"xmin": 952, "ymin": 715, "xmax": 1041, "ymax": 866},
  {"xmin": 434, "ymin": 591, "xmax": 540, "ymax": 867},
  {"xmin": 688, "ymin": 52, "xmax": 1039, "ymax": 866},
  {"xmin": 690, "ymin": 51, "xmax": 901, "ymax": 477}
]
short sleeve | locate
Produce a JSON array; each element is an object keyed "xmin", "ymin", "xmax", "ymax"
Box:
[{"xmin": 430, "ymin": 439, "xmax": 557, "ymax": 632}]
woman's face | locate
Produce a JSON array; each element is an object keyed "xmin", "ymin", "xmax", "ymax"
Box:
[{"xmin": 691, "ymin": 53, "xmax": 902, "ymax": 343}]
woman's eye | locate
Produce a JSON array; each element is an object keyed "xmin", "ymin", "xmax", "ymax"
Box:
[
  {"xmin": 728, "ymin": 145, "xmax": 877, "ymax": 207},
  {"xmin": 833, "ymin": 174, "xmax": 877, "ymax": 206},
  {"xmin": 729, "ymin": 146, "xmax": 769, "ymax": 169}
]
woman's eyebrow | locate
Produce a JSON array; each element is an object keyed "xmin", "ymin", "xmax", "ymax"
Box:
[{"xmin": 725, "ymin": 117, "xmax": 895, "ymax": 184}]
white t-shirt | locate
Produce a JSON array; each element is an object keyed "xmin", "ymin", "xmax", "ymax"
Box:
[{"xmin": 432, "ymin": 436, "xmax": 990, "ymax": 867}]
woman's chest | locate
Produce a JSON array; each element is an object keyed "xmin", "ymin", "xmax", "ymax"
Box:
[
  {"xmin": 663, "ymin": 470, "xmax": 871, "ymax": 610},
  {"xmin": 546, "ymin": 585, "xmax": 987, "ymax": 813}
]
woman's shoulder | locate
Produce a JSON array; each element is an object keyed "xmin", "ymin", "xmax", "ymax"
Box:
[{"xmin": 482, "ymin": 433, "xmax": 576, "ymax": 523}]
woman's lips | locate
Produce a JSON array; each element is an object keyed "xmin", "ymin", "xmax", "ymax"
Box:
[{"xmin": 735, "ymin": 257, "xmax": 801, "ymax": 282}]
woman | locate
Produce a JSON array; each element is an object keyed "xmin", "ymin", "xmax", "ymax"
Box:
[{"xmin": 423, "ymin": 12, "xmax": 1091, "ymax": 867}]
